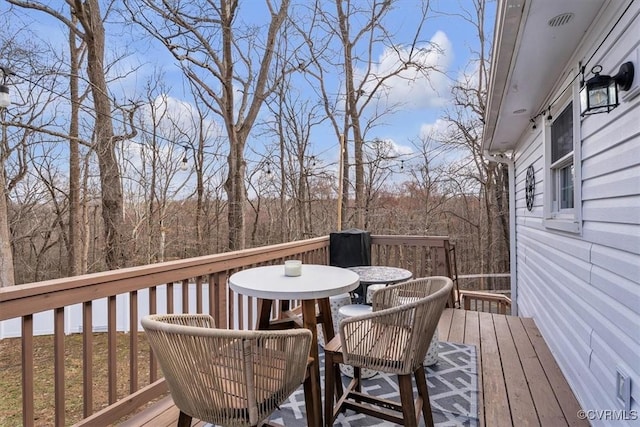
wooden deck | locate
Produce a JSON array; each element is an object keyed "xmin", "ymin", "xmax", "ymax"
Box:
[{"xmin": 120, "ymin": 309, "xmax": 587, "ymax": 427}]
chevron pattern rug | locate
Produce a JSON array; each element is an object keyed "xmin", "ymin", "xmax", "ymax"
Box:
[{"xmin": 205, "ymin": 341, "xmax": 478, "ymax": 426}]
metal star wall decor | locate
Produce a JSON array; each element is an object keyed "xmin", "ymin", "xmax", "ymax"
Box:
[{"xmin": 525, "ymin": 165, "xmax": 535, "ymax": 211}]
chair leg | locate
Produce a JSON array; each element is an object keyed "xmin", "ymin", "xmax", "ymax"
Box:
[
  {"xmin": 398, "ymin": 374, "xmax": 418, "ymax": 427},
  {"xmin": 415, "ymin": 366, "xmax": 434, "ymax": 427},
  {"xmin": 333, "ymin": 360, "xmax": 344, "ymax": 405},
  {"xmin": 354, "ymin": 366, "xmax": 362, "ymax": 393},
  {"xmin": 177, "ymin": 410, "xmax": 192, "ymax": 427},
  {"xmin": 303, "ymin": 363, "xmax": 318, "ymax": 427},
  {"xmin": 324, "ymin": 351, "xmax": 336, "ymax": 427}
]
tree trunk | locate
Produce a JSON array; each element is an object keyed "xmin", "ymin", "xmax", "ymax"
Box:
[
  {"xmin": 341, "ymin": 129, "xmax": 350, "ymax": 230},
  {"xmin": 68, "ymin": 13, "xmax": 82, "ymax": 276},
  {"xmin": 195, "ymin": 133, "xmax": 205, "ymax": 255},
  {"xmin": 0, "ymin": 114, "xmax": 15, "ymax": 286},
  {"xmin": 75, "ymin": 0, "xmax": 127, "ymax": 269},
  {"xmin": 224, "ymin": 132, "xmax": 247, "ymax": 250},
  {"xmin": 336, "ymin": 0, "xmax": 364, "ymax": 229},
  {"xmin": 219, "ymin": 1, "xmax": 244, "ymax": 251}
]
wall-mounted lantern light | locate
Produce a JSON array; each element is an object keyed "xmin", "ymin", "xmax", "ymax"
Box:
[{"xmin": 580, "ymin": 62, "xmax": 634, "ymax": 116}]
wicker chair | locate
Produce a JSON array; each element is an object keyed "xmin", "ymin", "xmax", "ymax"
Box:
[
  {"xmin": 323, "ymin": 276, "xmax": 453, "ymax": 427},
  {"xmin": 141, "ymin": 314, "xmax": 313, "ymax": 427}
]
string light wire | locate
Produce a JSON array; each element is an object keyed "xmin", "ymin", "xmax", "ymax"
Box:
[{"xmin": 11, "ymin": 72, "xmax": 359, "ymax": 171}]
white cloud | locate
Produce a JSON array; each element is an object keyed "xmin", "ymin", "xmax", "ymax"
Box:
[
  {"xmin": 364, "ymin": 138, "xmax": 414, "ymax": 160},
  {"xmin": 419, "ymin": 118, "xmax": 451, "ymax": 141},
  {"xmin": 358, "ymin": 30, "xmax": 454, "ymax": 110},
  {"xmin": 386, "ymin": 139, "xmax": 414, "ymax": 157},
  {"xmin": 137, "ymin": 94, "xmax": 224, "ymax": 144}
]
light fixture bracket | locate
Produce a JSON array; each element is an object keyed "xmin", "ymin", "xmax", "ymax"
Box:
[{"xmin": 613, "ymin": 61, "xmax": 634, "ymax": 91}]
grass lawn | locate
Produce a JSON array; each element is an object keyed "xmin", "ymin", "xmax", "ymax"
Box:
[{"xmin": 0, "ymin": 332, "xmax": 162, "ymax": 426}]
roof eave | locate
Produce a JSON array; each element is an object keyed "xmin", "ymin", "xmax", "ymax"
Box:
[{"xmin": 482, "ymin": 0, "xmax": 526, "ymax": 154}]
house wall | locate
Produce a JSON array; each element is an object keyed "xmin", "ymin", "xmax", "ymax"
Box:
[{"xmin": 512, "ymin": 2, "xmax": 640, "ymax": 425}]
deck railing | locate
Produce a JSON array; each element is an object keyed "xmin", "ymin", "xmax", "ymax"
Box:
[
  {"xmin": 457, "ymin": 273, "xmax": 512, "ymax": 314},
  {"xmin": 0, "ymin": 235, "xmax": 453, "ymax": 427}
]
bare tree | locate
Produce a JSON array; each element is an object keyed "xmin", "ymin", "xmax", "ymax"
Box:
[
  {"xmin": 0, "ymin": 28, "xmax": 61, "ymax": 285},
  {"xmin": 126, "ymin": 0, "xmax": 292, "ymax": 250},
  {"xmin": 7, "ymin": 0, "xmax": 139, "ymax": 269},
  {"xmin": 262, "ymin": 58, "xmax": 327, "ymax": 240},
  {"xmin": 67, "ymin": 12, "xmax": 88, "ymax": 276},
  {"xmin": 437, "ymin": 0, "xmax": 509, "ymax": 273},
  {"xmin": 361, "ymin": 138, "xmax": 398, "ymax": 229},
  {"xmin": 176, "ymin": 80, "xmax": 227, "ymax": 256},
  {"xmin": 295, "ymin": 0, "xmax": 438, "ymax": 229},
  {"xmin": 0, "ymin": 67, "xmax": 16, "ymax": 286}
]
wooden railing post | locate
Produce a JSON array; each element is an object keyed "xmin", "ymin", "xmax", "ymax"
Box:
[{"xmin": 21, "ymin": 315, "xmax": 34, "ymax": 427}]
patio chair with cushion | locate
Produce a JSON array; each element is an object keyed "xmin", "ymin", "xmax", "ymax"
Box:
[
  {"xmin": 323, "ymin": 276, "xmax": 453, "ymax": 427},
  {"xmin": 141, "ymin": 314, "xmax": 313, "ymax": 427}
]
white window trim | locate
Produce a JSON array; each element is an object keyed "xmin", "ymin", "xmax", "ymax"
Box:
[{"xmin": 542, "ymin": 74, "xmax": 582, "ymax": 234}]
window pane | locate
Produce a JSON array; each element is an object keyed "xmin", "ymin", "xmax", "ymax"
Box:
[
  {"xmin": 559, "ymin": 165, "xmax": 574, "ymax": 209},
  {"xmin": 552, "ymin": 103, "xmax": 573, "ymax": 162}
]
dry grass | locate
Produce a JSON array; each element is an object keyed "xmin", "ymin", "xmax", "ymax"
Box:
[{"xmin": 0, "ymin": 332, "xmax": 162, "ymax": 427}]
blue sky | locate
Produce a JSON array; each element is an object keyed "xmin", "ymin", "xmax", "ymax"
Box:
[{"xmin": 2, "ymin": 0, "xmax": 495, "ymax": 187}]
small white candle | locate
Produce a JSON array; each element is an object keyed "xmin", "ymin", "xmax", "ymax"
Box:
[{"xmin": 284, "ymin": 260, "xmax": 302, "ymax": 277}]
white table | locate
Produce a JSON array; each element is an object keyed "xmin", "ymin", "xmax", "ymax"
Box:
[
  {"xmin": 228, "ymin": 264, "xmax": 359, "ymax": 427},
  {"xmin": 229, "ymin": 264, "xmax": 359, "ymax": 301}
]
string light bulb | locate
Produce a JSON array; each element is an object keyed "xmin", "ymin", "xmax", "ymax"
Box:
[
  {"xmin": 0, "ymin": 84, "xmax": 9, "ymax": 108},
  {"xmin": 0, "ymin": 66, "xmax": 13, "ymax": 108},
  {"xmin": 180, "ymin": 147, "xmax": 189, "ymax": 171}
]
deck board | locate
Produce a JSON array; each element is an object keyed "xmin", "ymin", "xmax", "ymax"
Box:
[
  {"xmin": 448, "ymin": 307, "xmax": 466, "ymax": 343},
  {"xmin": 477, "ymin": 311, "xmax": 511, "ymax": 427},
  {"xmin": 507, "ymin": 316, "xmax": 567, "ymax": 426},
  {"xmin": 119, "ymin": 396, "xmax": 175, "ymax": 427},
  {"xmin": 437, "ymin": 307, "xmax": 453, "ymax": 341},
  {"xmin": 119, "ymin": 309, "xmax": 585, "ymax": 426},
  {"xmin": 493, "ymin": 314, "xmax": 538, "ymax": 426},
  {"xmin": 463, "ymin": 311, "xmax": 484, "ymax": 427},
  {"xmin": 521, "ymin": 318, "xmax": 588, "ymax": 426}
]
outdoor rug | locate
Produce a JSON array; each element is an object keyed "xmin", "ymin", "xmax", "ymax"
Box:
[{"xmin": 205, "ymin": 341, "xmax": 478, "ymax": 426}]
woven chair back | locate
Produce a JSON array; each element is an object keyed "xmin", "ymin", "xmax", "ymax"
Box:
[
  {"xmin": 141, "ymin": 314, "xmax": 312, "ymax": 427},
  {"xmin": 340, "ymin": 276, "xmax": 452, "ymax": 374}
]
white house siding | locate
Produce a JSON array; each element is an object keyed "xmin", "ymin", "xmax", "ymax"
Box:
[{"xmin": 512, "ymin": 2, "xmax": 640, "ymax": 425}]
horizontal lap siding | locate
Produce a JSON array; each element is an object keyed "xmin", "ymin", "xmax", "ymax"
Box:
[
  {"xmin": 577, "ymin": 4, "xmax": 640, "ymax": 415},
  {"xmin": 583, "ymin": 196, "xmax": 640, "ymax": 224},
  {"xmin": 513, "ymin": 2, "xmax": 640, "ymax": 422}
]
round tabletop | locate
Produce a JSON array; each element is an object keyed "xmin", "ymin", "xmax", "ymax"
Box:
[
  {"xmin": 228, "ymin": 264, "xmax": 360, "ymax": 300},
  {"xmin": 347, "ymin": 266, "xmax": 413, "ymax": 284}
]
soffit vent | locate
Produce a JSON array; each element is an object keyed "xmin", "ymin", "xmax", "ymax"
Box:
[{"xmin": 548, "ymin": 13, "xmax": 574, "ymax": 27}]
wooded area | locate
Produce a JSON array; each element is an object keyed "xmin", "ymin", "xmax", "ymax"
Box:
[{"xmin": 0, "ymin": 0, "xmax": 508, "ymax": 286}]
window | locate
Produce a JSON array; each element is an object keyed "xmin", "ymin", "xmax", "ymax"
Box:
[
  {"xmin": 550, "ymin": 103, "xmax": 574, "ymax": 212},
  {"xmin": 543, "ymin": 86, "xmax": 581, "ymax": 234}
]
